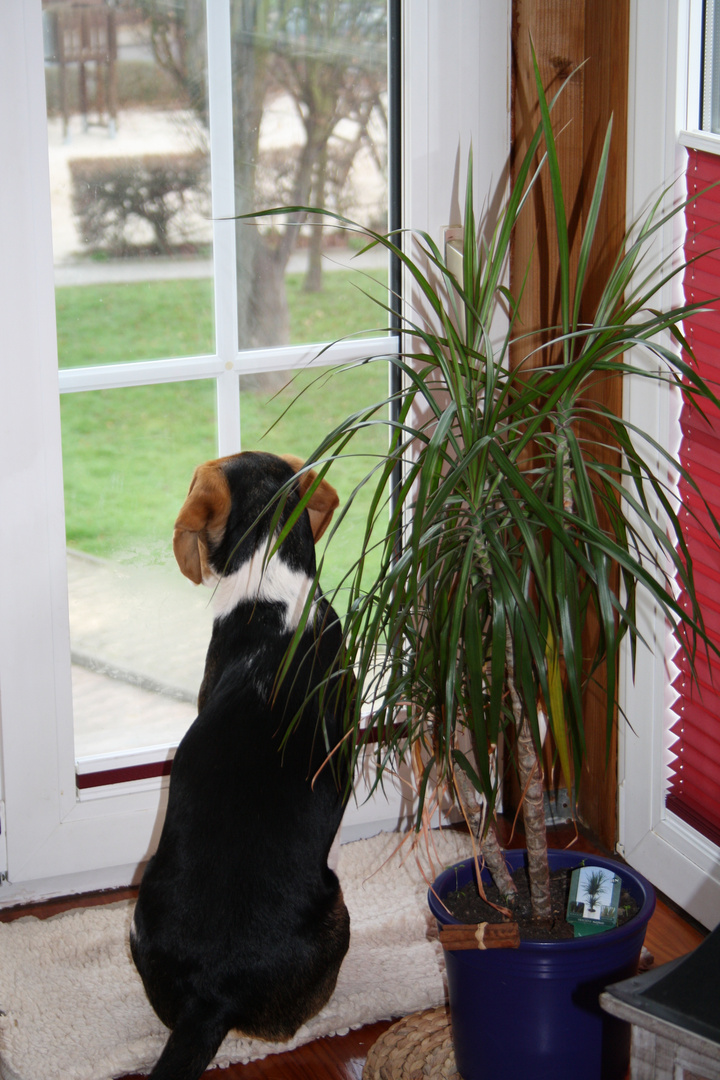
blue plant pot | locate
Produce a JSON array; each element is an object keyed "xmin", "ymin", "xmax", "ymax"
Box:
[{"xmin": 428, "ymin": 849, "xmax": 656, "ymax": 1080}]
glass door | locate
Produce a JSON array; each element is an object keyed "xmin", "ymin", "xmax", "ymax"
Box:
[
  {"xmin": 0, "ymin": 0, "xmax": 509, "ymax": 901},
  {"xmin": 44, "ymin": 0, "xmax": 393, "ymax": 786}
]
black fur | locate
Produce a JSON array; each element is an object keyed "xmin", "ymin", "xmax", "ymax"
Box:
[{"xmin": 131, "ymin": 452, "xmax": 351, "ymax": 1080}]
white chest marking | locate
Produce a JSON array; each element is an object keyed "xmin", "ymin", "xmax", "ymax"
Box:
[{"xmin": 210, "ymin": 547, "xmax": 316, "ymax": 632}]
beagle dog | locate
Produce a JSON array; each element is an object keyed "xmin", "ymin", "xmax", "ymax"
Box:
[{"xmin": 130, "ymin": 451, "xmax": 351, "ymax": 1080}]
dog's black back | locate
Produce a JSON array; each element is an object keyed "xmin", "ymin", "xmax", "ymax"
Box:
[{"xmin": 131, "ymin": 452, "xmax": 351, "ymax": 1080}]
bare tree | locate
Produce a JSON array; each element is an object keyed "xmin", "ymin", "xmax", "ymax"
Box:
[{"xmin": 267, "ymin": 0, "xmax": 387, "ymax": 294}]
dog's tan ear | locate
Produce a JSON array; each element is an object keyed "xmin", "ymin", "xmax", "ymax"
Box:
[
  {"xmin": 173, "ymin": 463, "xmax": 232, "ymax": 583},
  {"xmin": 282, "ymin": 454, "xmax": 339, "ymax": 544}
]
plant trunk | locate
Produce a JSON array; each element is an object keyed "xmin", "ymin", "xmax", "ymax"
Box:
[
  {"xmin": 516, "ymin": 713, "xmax": 552, "ymax": 921},
  {"xmin": 452, "ymin": 764, "xmax": 517, "ymax": 902},
  {"xmin": 481, "ymin": 820, "xmax": 517, "ymax": 903},
  {"xmin": 506, "ymin": 628, "xmax": 552, "ymax": 921}
]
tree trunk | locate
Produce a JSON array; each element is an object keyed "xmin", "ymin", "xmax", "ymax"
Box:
[
  {"xmin": 231, "ymin": 2, "xmax": 291, "ymax": 350},
  {"xmin": 303, "ymin": 147, "xmax": 328, "ymax": 293},
  {"xmin": 248, "ymin": 240, "xmax": 291, "ymax": 349}
]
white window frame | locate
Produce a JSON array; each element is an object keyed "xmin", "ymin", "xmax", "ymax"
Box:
[
  {"xmin": 619, "ymin": 0, "xmax": 720, "ymax": 929},
  {"xmin": 0, "ymin": 0, "xmax": 511, "ymax": 904}
]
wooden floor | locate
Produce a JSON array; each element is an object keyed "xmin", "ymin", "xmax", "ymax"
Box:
[{"xmin": 0, "ymin": 823, "xmax": 707, "ymax": 1080}]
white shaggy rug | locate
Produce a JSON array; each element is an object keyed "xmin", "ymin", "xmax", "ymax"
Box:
[{"xmin": 0, "ymin": 830, "xmax": 473, "ymax": 1080}]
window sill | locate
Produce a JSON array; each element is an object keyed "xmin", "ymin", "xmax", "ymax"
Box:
[{"xmin": 679, "ymin": 129, "xmax": 720, "ymax": 155}]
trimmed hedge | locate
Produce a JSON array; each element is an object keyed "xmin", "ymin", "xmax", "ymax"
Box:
[{"xmin": 69, "ymin": 152, "xmax": 209, "ymax": 255}]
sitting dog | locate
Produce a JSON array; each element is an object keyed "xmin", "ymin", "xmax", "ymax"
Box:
[{"xmin": 130, "ymin": 451, "xmax": 352, "ymax": 1080}]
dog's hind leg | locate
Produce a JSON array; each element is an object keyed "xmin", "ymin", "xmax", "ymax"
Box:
[{"xmin": 147, "ymin": 1000, "xmax": 229, "ymax": 1080}]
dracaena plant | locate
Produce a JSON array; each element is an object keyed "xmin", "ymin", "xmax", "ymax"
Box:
[{"xmin": 267, "ymin": 57, "xmax": 720, "ymax": 922}]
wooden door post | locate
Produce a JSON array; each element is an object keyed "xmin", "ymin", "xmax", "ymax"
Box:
[{"xmin": 510, "ymin": 0, "xmax": 630, "ymax": 850}]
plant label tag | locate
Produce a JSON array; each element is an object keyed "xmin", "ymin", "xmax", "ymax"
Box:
[{"xmin": 566, "ymin": 865, "xmax": 622, "ymax": 937}]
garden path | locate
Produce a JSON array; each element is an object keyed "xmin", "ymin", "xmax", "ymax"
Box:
[{"xmin": 69, "ymin": 549, "xmax": 211, "ymax": 759}]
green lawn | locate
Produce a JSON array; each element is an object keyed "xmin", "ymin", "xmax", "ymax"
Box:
[
  {"xmin": 58, "ymin": 269, "xmax": 390, "ymax": 603},
  {"xmin": 55, "ymin": 268, "xmax": 390, "ymax": 367}
]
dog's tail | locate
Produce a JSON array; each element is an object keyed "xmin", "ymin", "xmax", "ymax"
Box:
[{"xmin": 148, "ymin": 1000, "xmax": 229, "ymax": 1080}]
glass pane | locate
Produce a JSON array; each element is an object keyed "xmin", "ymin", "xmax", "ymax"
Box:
[
  {"xmin": 239, "ymin": 359, "xmax": 388, "ymax": 609},
  {"xmin": 43, "ymin": 2, "xmax": 214, "ymax": 365},
  {"xmin": 56, "ymin": 278, "xmax": 214, "ymax": 369},
  {"xmin": 62, "ymin": 381, "xmax": 217, "ymax": 757},
  {"xmin": 230, "ymin": 0, "xmax": 390, "ymax": 348}
]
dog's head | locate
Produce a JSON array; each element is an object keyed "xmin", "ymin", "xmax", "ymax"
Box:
[{"xmin": 172, "ymin": 452, "xmax": 339, "ymax": 588}]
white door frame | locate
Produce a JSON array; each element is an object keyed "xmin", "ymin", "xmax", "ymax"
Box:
[{"xmin": 619, "ymin": 0, "xmax": 720, "ymax": 930}]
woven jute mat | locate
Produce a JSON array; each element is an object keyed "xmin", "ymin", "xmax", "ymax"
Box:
[{"xmin": 363, "ymin": 1006, "xmax": 460, "ymax": 1080}]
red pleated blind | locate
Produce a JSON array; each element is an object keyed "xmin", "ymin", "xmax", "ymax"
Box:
[{"xmin": 666, "ymin": 147, "xmax": 720, "ymax": 846}]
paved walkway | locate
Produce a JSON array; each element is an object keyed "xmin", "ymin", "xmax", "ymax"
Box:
[
  {"xmin": 54, "ymin": 243, "xmax": 387, "ymax": 288},
  {"xmin": 69, "ymin": 551, "xmax": 213, "ymax": 758}
]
